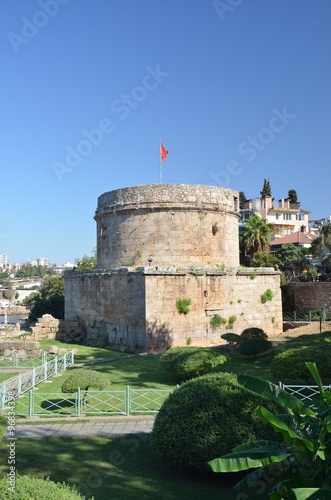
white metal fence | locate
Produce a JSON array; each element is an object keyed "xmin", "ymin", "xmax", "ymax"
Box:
[{"xmin": 0, "ymin": 350, "xmax": 74, "ymax": 411}]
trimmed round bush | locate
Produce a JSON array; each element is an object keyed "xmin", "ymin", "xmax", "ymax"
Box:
[
  {"xmin": 0, "ymin": 475, "xmax": 90, "ymax": 499},
  {"xmin": 159, "ymin": 347, "xmax": 227, "ymax": 380},
  {"xmin": 152, "ymin": 373, "xmax": 284, "ymax": 472},
  {"xmin": 240, "ymin": 327, "xmax": 268, "ymax": 341},
  {"xmin": 61, "ymin": 369, "xmax": 108, "ymax": 393},
  {"xmin": 239, "ymin": 339, "xmax": 273, "ymax": 356},
  {"xmin": 270, "ymin": 346, "xmax": 331, "ymax": 382}
]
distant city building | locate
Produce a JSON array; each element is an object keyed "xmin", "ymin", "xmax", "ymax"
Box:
[
  {"xmin": 37, "ymin": 257, "xmax": 49, "ymax": 267},
  {"xmin": 0, "ymin": 254, "xmax": 8, "ymax": 268}
]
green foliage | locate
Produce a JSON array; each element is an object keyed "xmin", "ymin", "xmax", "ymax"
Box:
[
  {"xmin": 221, "ymin": 333, "xmax": 243, "ymax": 345},
  {"xmin": 288, "ymin": 189, "xmax": 299, "ymax": 205},
  {"xmin": 62, "ymin": 369, "xmax": 108, "ymax": 393},
  {"xmin": 0, "ymin": 475, "xmax": 90, "ymax": 499},
  {"xmin": 176, "ymin": 298, "xmax": 191, "ymax": 315},
  {"xmin": 186, "ymin": 337, "xmax": 192, "ymax": 346},
  {"xmin": 208, "ymin": 364, "xmax": 331, "ymax": 498},
  {"xmin": 249, "ymin": 273, "xmax": 257, "ymax": 279},
  {"xmin": 270, "ymin": 346, "xmax": 331, "ymax": 382},
  {"xmin": 239, "ymin": 339, "xmax": 273, "ymax": 356},
  {"xmin": 159, "ymin": 347, "xmax": 227, "ymax": 380},
  {"xmin": 210, "ymin": 314, "xmax": 226, "ymax": 330},
  {"xmin": 242, "ymin": 215, "xmax": 274, "ymax": 263},
  {"xmin": 240, "ymin": 327, "xmax": 268, "ymax": 341},
  {"xmin": 227, "ymin": 315, "xmax": 237, "ymax": 329},
  {"xmin": 15, "ymin": 263, "xmax": 55, "ymax": 279},
  {"xmin": 261, "ymin": 288, "xmax": 274, "ymax": 303},
  {"xmin": 239, "ymin": 191, "xmax": 246, "ymax": 209},
  {"xmin": 251, "ymin": 251, "xmax": 279, "ymax": 268},
  {"xmin": 152, "ymin": 373, "xmax": 285, "ymax": 472},
  {"xmin": 74, "ymin": 252, "xmax": 97, "ymax": 271},
  {"xmin": 23, "ymin": 276, "xmax": 64, "ymax": 321},
  {"xmin": 261, "ymin": 178, "xmax": 272, "ymax": 197}
]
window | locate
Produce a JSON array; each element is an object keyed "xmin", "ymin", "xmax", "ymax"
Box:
[
  {"xmin": 275, "ymin": 212, "xmax": 279, "ymax": 220},
  {"xmin": 296, "ymin": 213, "xmax": 304, "ymax": 221},
  {"xmin": 283, "ymin": 213, "xmax": 292, "ymax": 220}
]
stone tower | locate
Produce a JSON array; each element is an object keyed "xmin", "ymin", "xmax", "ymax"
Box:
[
  {"xmin": 65, "ymin": 184, "xmax": 282, "ymax": 351},
  {"xmin": 95, "ymin": 184, "xmax": 240, "ymax": 268}
]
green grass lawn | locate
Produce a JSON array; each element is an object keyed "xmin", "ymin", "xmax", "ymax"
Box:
[
  {"xmin": 0, "ymin": 436, "xmax": 251, "ymax": 500},
  {"xmin": 0, "ymin": 372, "xmax": 20, "ymax": 384}
]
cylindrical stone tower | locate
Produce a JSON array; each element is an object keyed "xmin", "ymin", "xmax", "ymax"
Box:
[{"xmin": 94, "ymin": 184, "xmax": 240, "ymax": 268}]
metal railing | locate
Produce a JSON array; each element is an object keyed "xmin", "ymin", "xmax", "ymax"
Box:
[
  {"xmin": 1, "ymin": 386, "xmax": 174, "ymax": 417},
  {"xmin": 0, "ymin": 350, "xmax": 74, "ymax": 411},
  {"xmin": 283, "ymin": 309, "xmax": 328, "ymax": 322},
  {"xmin": 279, "ymin": 382, "xmax": 331, "ymax": 406},
  {"xmin": 0, "ymin": 350, "xmax": 53, "ymax": 368}
]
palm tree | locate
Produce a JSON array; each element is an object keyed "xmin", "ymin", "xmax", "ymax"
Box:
[{"xmin": 242, "ymin": 215, "xmax": 274, "ymax": 264}]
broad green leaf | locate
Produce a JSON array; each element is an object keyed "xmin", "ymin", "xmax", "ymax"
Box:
[
  {"xmin": 208, "ymin": 445, "xmax": 291, "ymax": 473},
  {"xmin": 305, "ymin": 362, "xmax": 324, "ymax": 396},
  {"xmin": 238, "ymin": 374, "xmax": 315, "ymax": 416},
  {"xmin": 292, "ymin": 487, "xmax": 331, "ymax": 499},
  {"xmin": 232, "ymin": 439, "xmax": 284, "ymax": 453},
  {"xmin": 256, "ymin": 406, "xmax": 314, "ymax": 453}
]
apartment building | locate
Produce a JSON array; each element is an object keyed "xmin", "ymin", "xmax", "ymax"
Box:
[{"xmin": 240, "ymin": 194, "xmax": 310, "ymax": 239}]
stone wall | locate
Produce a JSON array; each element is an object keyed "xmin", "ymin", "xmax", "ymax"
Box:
[
  {"xmin": 282, "ymin": 282, "xmax": 331, "ymax": 313},
  {"xmin": 95, "ymin": 184, "xmax": 240, "ymax": 268},
  {"xmin": 30, "ymin": 314, "xmax": 81, "ymax": 341},
  {"xmin": 65, "ymin": 267, "xmax": 282, "ymax": 351}
]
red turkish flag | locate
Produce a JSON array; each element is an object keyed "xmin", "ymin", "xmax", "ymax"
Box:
[{"xmin": 160, "ymin": 142, "xmax": 168, "ymax": 162}]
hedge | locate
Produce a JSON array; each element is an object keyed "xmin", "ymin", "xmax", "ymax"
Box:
[
  {"xmin": 270, "ymin": 346, "xmax": 331, "ymax": 382},
  {"xmin": 0, "ymin": 475, "xmax": 90, "ymax": 499},
  {"xmin": 159, "ymin": 347, "xmax": 227, "ymax": 380},
  {"xmin": 152, "ymin": 372, "xmax": 284, "ymax": 472}
]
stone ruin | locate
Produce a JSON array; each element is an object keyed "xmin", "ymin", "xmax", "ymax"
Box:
[{"xmin": 64, "ymin": 184, "xmax": 283, "ymax": 351}]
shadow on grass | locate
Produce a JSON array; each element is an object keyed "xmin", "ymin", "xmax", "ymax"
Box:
[{"xmin": 0, "ymin": 435, "xmax": 258, "ymax": 500}]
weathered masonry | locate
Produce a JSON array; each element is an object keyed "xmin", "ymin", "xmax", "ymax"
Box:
[{"xmin": 64, "ymin": 184, "xmax": 282, "ymax": 351}]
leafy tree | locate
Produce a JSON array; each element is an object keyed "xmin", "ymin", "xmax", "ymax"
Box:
[
  {"xmin": 23, "ymin": 275, "xmax": 64, "ymax": 321},
  {"xmin": 209, "ymin": 363, "xmax": 331, "ymax": 498},
  {"xmin": 260, "ymin": 178, "xmax": 272, "ymax": 197},
  {"xmin": 242, "ymin": 215, "xmax": 274, "ymax": 264},
  {"xmin": 15, "ymin": 264, "xmax": 55, "ymax": 279},
  {"xmin": 61, "ymin": 368, "xmax": 108, "ymax": 405},
  {"xmin": 239, "ymin": 191, "xmax": 247, "ymax": 209},
  {"xmin": 251, "ymin": 251, "xmax": 279, "ymax": 268},
  {"xmin": 74, "ymin": 251, "xmax": 97, "ymax": 271},
  {"xmin": 288, "ymin": 189, "xmax": 300, "ymax": 205}
]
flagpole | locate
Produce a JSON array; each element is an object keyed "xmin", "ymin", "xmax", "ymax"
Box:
[{"xmin": 159, "ymin": 138, "xmax": 162, "ymax": 184}]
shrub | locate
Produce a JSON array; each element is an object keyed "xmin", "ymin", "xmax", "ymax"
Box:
[
  {"xmin": 159, "ymin": 347, "xmax": 227, "ymax": 380},
  {"xmin": 270, "ymin": 346, "xmax": 331, "ymax": 382},
  {"xmin": 239, "ymin": 339, "xmax": 273, "ymax": 356},
  {"xmin": 152, "ymin": 373, "xmax": 285, "ymax": 472},
  {"xmin": 0, "ymin": 475, "xmax": 90, "ymax": 499},
  {"xmin": 227, "ymin": 315, "xmax": 237, "ymax": 329},
  {"xmin": 176, "ymin": 298, "xmax": 191, "ymax": 315},
  {"xmin": 260, "ymin": 288, "xmax": 274, "ymax": 303},
  {"xmin": 240, "ymin": 327, "xmax": 268, "ymax": 341},
  {"xmin": 221, "ymin": 333, "xmax": 243, "ymax": 345},
  {"xmin": 210, "ymin": 314, "xmax": 226, "ymax": 330},
  {"xmin": 61, "ymin": 369, "xmax": 108, "ymax": 404}
]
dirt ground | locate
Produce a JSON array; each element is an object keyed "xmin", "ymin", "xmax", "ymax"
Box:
[{"xmin": 273, "ymin": 321, "xmax": 331, "ymax": 343}]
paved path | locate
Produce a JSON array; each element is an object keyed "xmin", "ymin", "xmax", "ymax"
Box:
[{"xmin": 4, "ymin": 417, "xmax": 155, "ymax": 439}]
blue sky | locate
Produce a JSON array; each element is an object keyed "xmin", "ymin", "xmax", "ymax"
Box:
[{"xmin": 1, "ymin": 0, "xmax": 330, "ymax": 265}]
